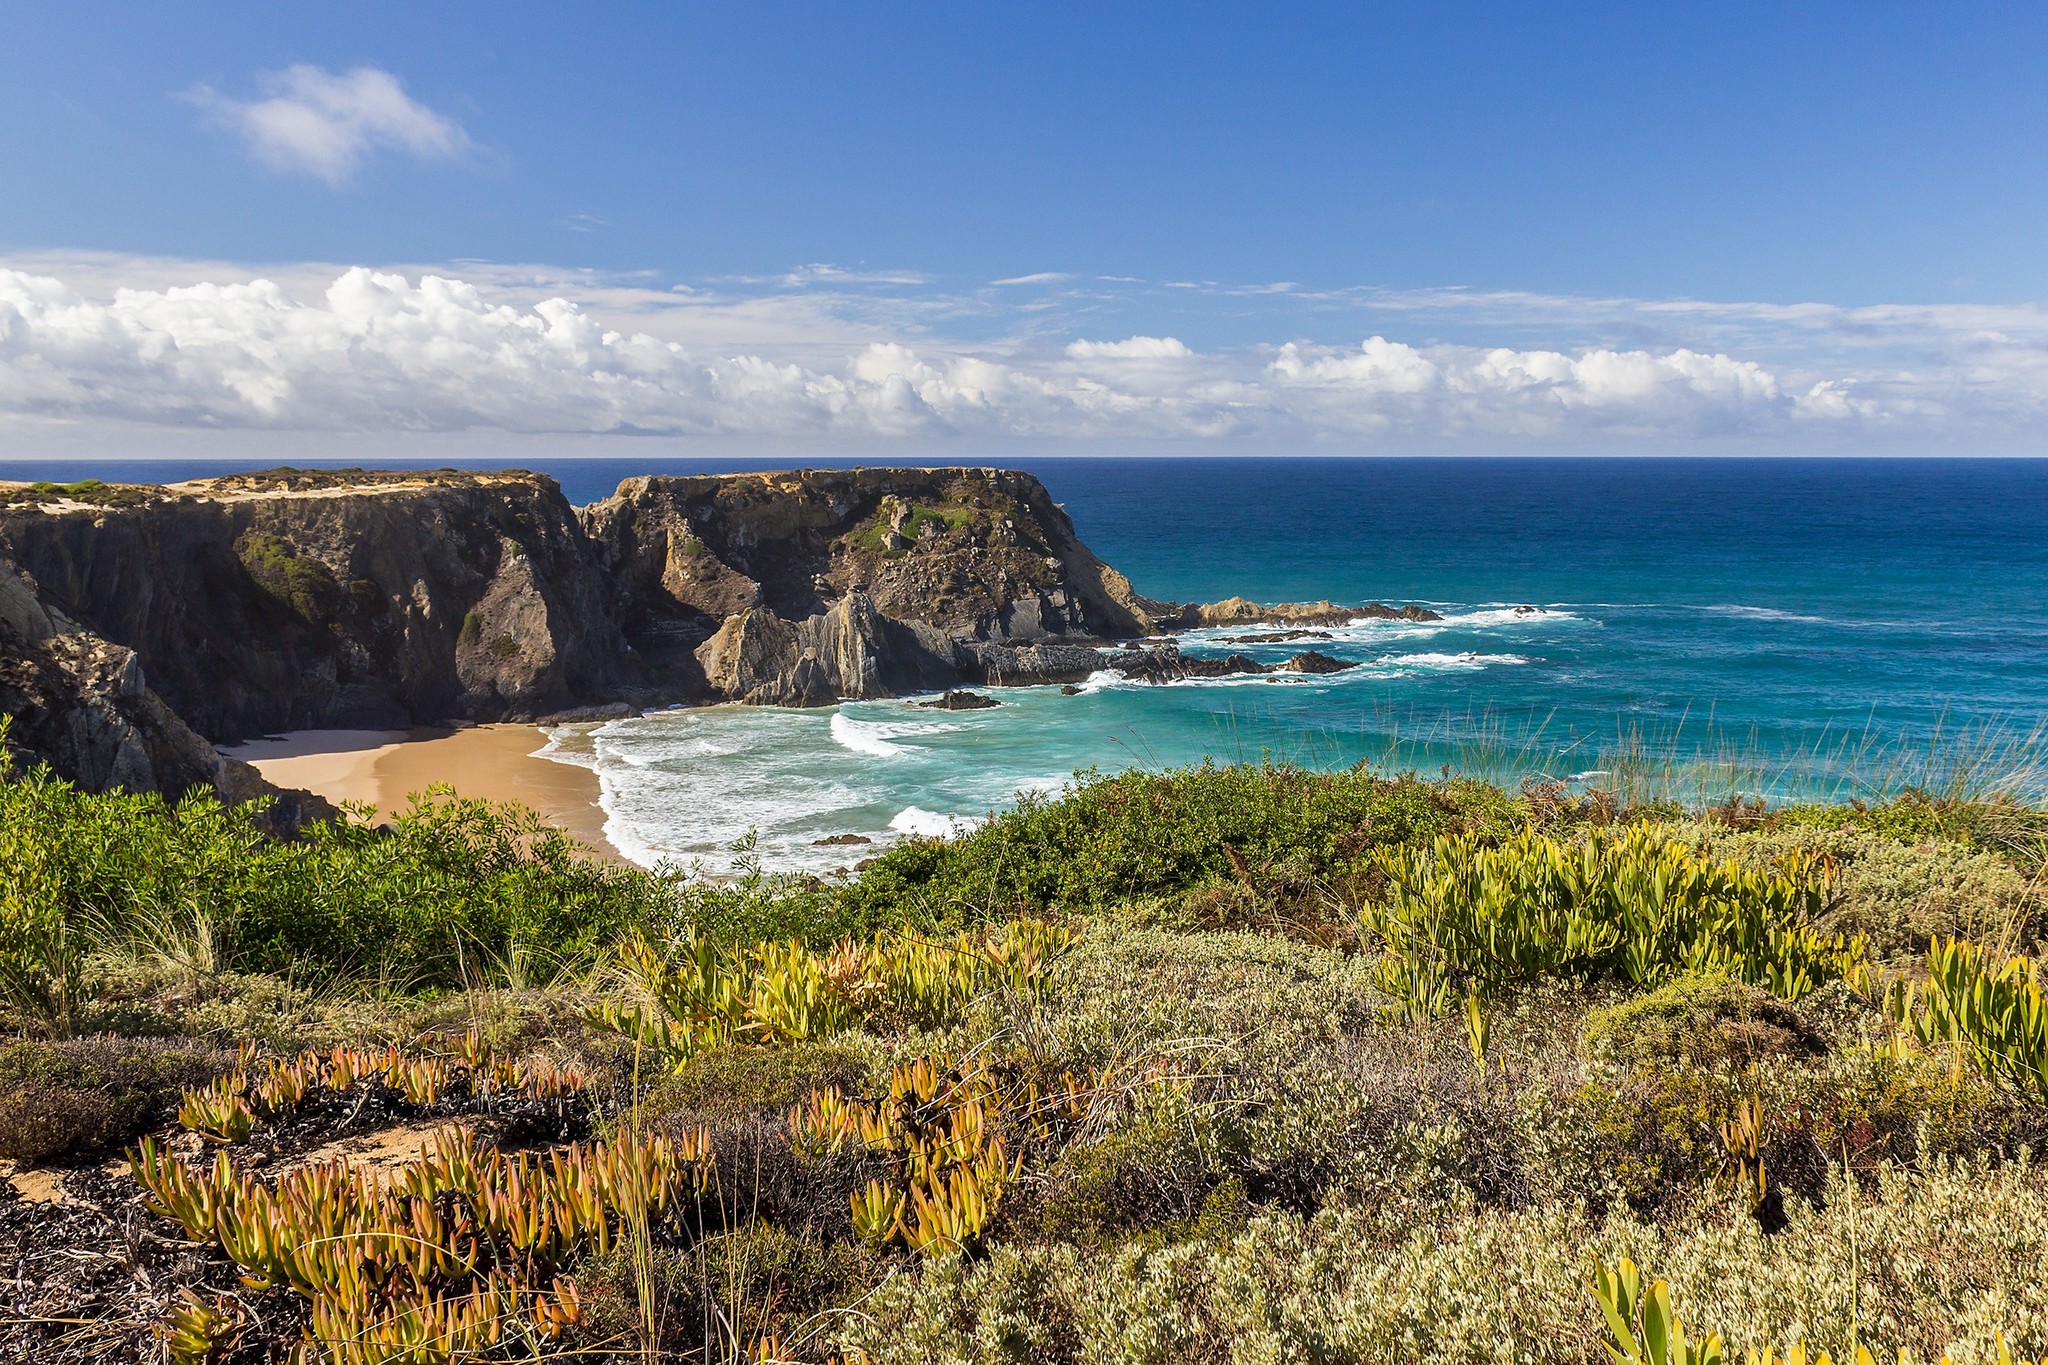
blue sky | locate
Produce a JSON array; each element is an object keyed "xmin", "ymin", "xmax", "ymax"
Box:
[{"xmin": 4, "ymin": 2, "xmax": 2048, "ymax": 457}]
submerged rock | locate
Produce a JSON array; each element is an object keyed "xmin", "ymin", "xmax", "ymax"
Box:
[{"xmin": 813, "ymin": 833, "xmax": 874, "ymax": 846}]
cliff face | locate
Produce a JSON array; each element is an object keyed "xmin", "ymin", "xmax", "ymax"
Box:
[
  {"xmin": 0, "ymin": 471, "xmax": 621, "ymax": 741},
  {"xmin": 0, "ymin": 466, "xmax": 1155, "ymax": 758},
  {"xmin": 0, "ymin": 559, "xmax": 329, "ymax": 827},
  {"xmin": 584, "ymin": 467, "xmax": 1153, "ymax": 656},
  {"xmin": 585, "ymin": 467, "xmax": 1156, "ymax": 703}
]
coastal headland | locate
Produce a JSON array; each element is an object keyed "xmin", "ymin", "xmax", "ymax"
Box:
[{"xmin": 0, "ymin": 466, "xmax": 1438, "ymax": 833}]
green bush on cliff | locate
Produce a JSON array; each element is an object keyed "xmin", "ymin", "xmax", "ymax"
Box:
[
  {"xmin": 837, "ymin": 764, "xmax": 1523, "ymax": 923},
  {"xmin": 0, "ymin": 479, "xmax": 154, "ymax": 509},
  {"xmin": 224, "ymin": 789, "xmax": 657, "ymax": 985},
  {"xmin": 0, "ymin": 750, "xmax": 670, "ymax": 1025},
  {"xmin": 234, "ymin": 531, "xmax": 342, "ymax": 619}
]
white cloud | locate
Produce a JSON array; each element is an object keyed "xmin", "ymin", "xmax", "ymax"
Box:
[
  {"xmin": 4, "ymin": 258, "xmax": 2048, "ymax": 452},
  {"xmin": 185, "ymin": 66, "xmax": 471, "ymax": 185},
  {"xmin": 1065, "ymin": 336, "xmax": 1192, "ymax": 360}
]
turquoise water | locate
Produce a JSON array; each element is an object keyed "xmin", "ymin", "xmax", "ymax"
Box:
[{"xmin": 7, "ymin": 456, "xmax": 2046, "ymax": 869}]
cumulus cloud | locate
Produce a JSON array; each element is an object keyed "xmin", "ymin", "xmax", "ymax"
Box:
[
  {"xmin": 1268, "ymin": 338, "xmax": 1795, "ymax": 437},
  {"xmin": 185, "ymin": 66, "xmax": 472, "ymax": 185},
  {"xmin": 0, "ymin": 260, "xmax": 2042, "ymax": 451},
  {"xmin": 1065, "ymin": 336, "xmax": 1192, "ymax": 360}
]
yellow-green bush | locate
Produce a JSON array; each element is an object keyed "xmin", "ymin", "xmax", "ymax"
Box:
[
  {"xmin": 175, "ymin": 1029, "xmax": 587, "ymax": 1143},
  {"xmin": 794, "ymin": 1048, "xmax": 1147, "ymax": 1256},
  {"xmin": 1363, "ymin": 827, "xmax": 1865, "ymax": 1014},
  {"xmin": 1584, "ymin": 973, "xmax": 1821, "ymax": 1072},
  {"xmin": 590, "ymin": 918, "xmax": 1078, "ymax": 1071},
  {"xmin": 1664, "ymin": 822, "xmax": 2043, "ymax": 959},
  {"xmin": 1886, "ymin": 939, "xmax": 2048, "ymax": 1102}
]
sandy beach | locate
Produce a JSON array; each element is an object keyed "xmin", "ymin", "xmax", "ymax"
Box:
[{"xmin": 224, "ymin": 724, "xmax": 620, "ymax": 860}]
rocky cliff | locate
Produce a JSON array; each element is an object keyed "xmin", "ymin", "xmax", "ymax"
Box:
[
  {"xmin": 0, "ymin": 557, "xmax": 329, "ymax": 827},
  {"xmin": 0, "ymin": 467, "xmax": 1159, "ymax": 759},
  {"xmin": 581, "ymin": 467, "xmax": 1157, "ymax": 695},
  {"xmin": 0, "ymin": 465, "xmax": 1438, "ymax": 801},
  {"xmin": 0, "ymin": 470, "xmax": 621, "ymax": 741}
]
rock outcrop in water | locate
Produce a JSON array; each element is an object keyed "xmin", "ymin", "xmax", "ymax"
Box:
[
  {"xmin": 585, "ymin": 467, "xmax": 1157, "ymax": 701},
  {"xmin": 695, "ymin": 592, "xmax": 962, "ymax": 707},
  {"xmin": 1154, "ymin": 596, "xmax": 1443, "ymax": 628},
  {"xmin": 1101, "ymin": 642, "xmax": 1360, "ymax": 684},
  {"xmin": 0, "ymin": 466, "xmax": 1427, "ymax": 800}
]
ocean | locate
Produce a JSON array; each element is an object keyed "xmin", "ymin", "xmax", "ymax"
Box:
[{"xmin": 7, "ymin": 455, "xmax": 2046, "ymax": 871}]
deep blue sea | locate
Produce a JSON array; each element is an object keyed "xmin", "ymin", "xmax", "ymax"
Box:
[{"xmin": 7, "ymin": 455, "xmax": 2046, "ymax": 869}]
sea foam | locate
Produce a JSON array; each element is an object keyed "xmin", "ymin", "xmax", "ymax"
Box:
[
  {"xmin": 830, "ymin": 712, "xmax": 907, "ymax": 757},
  {"xmin": 890, "ymin": 806, "xmax": 981, "ymax": 837}
]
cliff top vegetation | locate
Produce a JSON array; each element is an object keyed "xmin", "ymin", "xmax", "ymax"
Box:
[{"xmin": 2, "ymin": 733, "xmax": 2046, "ymax": 1363}]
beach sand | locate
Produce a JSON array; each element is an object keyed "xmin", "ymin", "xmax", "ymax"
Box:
[{"xmin": 224, "ymin": 724, "xmax": 619, "ymax": 860}]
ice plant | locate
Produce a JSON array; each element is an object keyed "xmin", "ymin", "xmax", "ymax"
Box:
[
  {"xmin": 134, "ymin": 1122, "xmax": 702, "ymax": 1362},
  {"xmin": 174, "ymin": 1030, "xmax": 588, "ymax": 1143}
]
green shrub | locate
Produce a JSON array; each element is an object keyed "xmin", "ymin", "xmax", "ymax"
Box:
[
  {"xmin": 670, "ymin": 838, "xmax": 867, "ymax": 944},
  {"xmin": 0, "ymin": 479, "xmax": 153, "ymax": 509},
  {"xmin": 1571, "ymin": 1035, "xmax": 2038, "ymax": 1216},
  {"xmin": 838, "ymin": 766, "xmax": 1522, "ymax": 924},
  {"xmin": 0, "ymin": 755, "xmax": 674, "ymax": 999},
  {"xmin": 1024, "ymin": 1116, "xmax": 1218, "ymax": 1243},
  {"xmin": 217, "ymin": 788, "xmax": 664, "ymax": 986},
  {"xmin": 1664, "ymin": 822, "xmax": 2043, "ymax": 959},
  {"xmin": 1774, "ymin": 791, "xmax": 2048, "ymax": 856},
  {"xmin": 1833, "ymin": 840, "xmax": 2042, "ymax": 958},
  {"xmin": 1584, "ymin": 973, "xmax": 1821, "ymax": 1072},
  {"xmin": 0, "ymin": 1036, "xmax": 228, "ymax": 1161},
  {"xmin": 234, "ymin": 531, "xmax": 341, "ymax": 619},
  {"xmin": 643, "ymin": 1039, "xmax": 875, "ymax": 1126},
  {"xmin": 1775, "ymin": 792, "xmax": 1971, "ymax": 843}
]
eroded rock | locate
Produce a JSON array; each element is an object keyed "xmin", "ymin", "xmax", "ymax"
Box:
[{"xmin": 917, "ymin": 690, "xmax": 999, "ymax": 710}]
